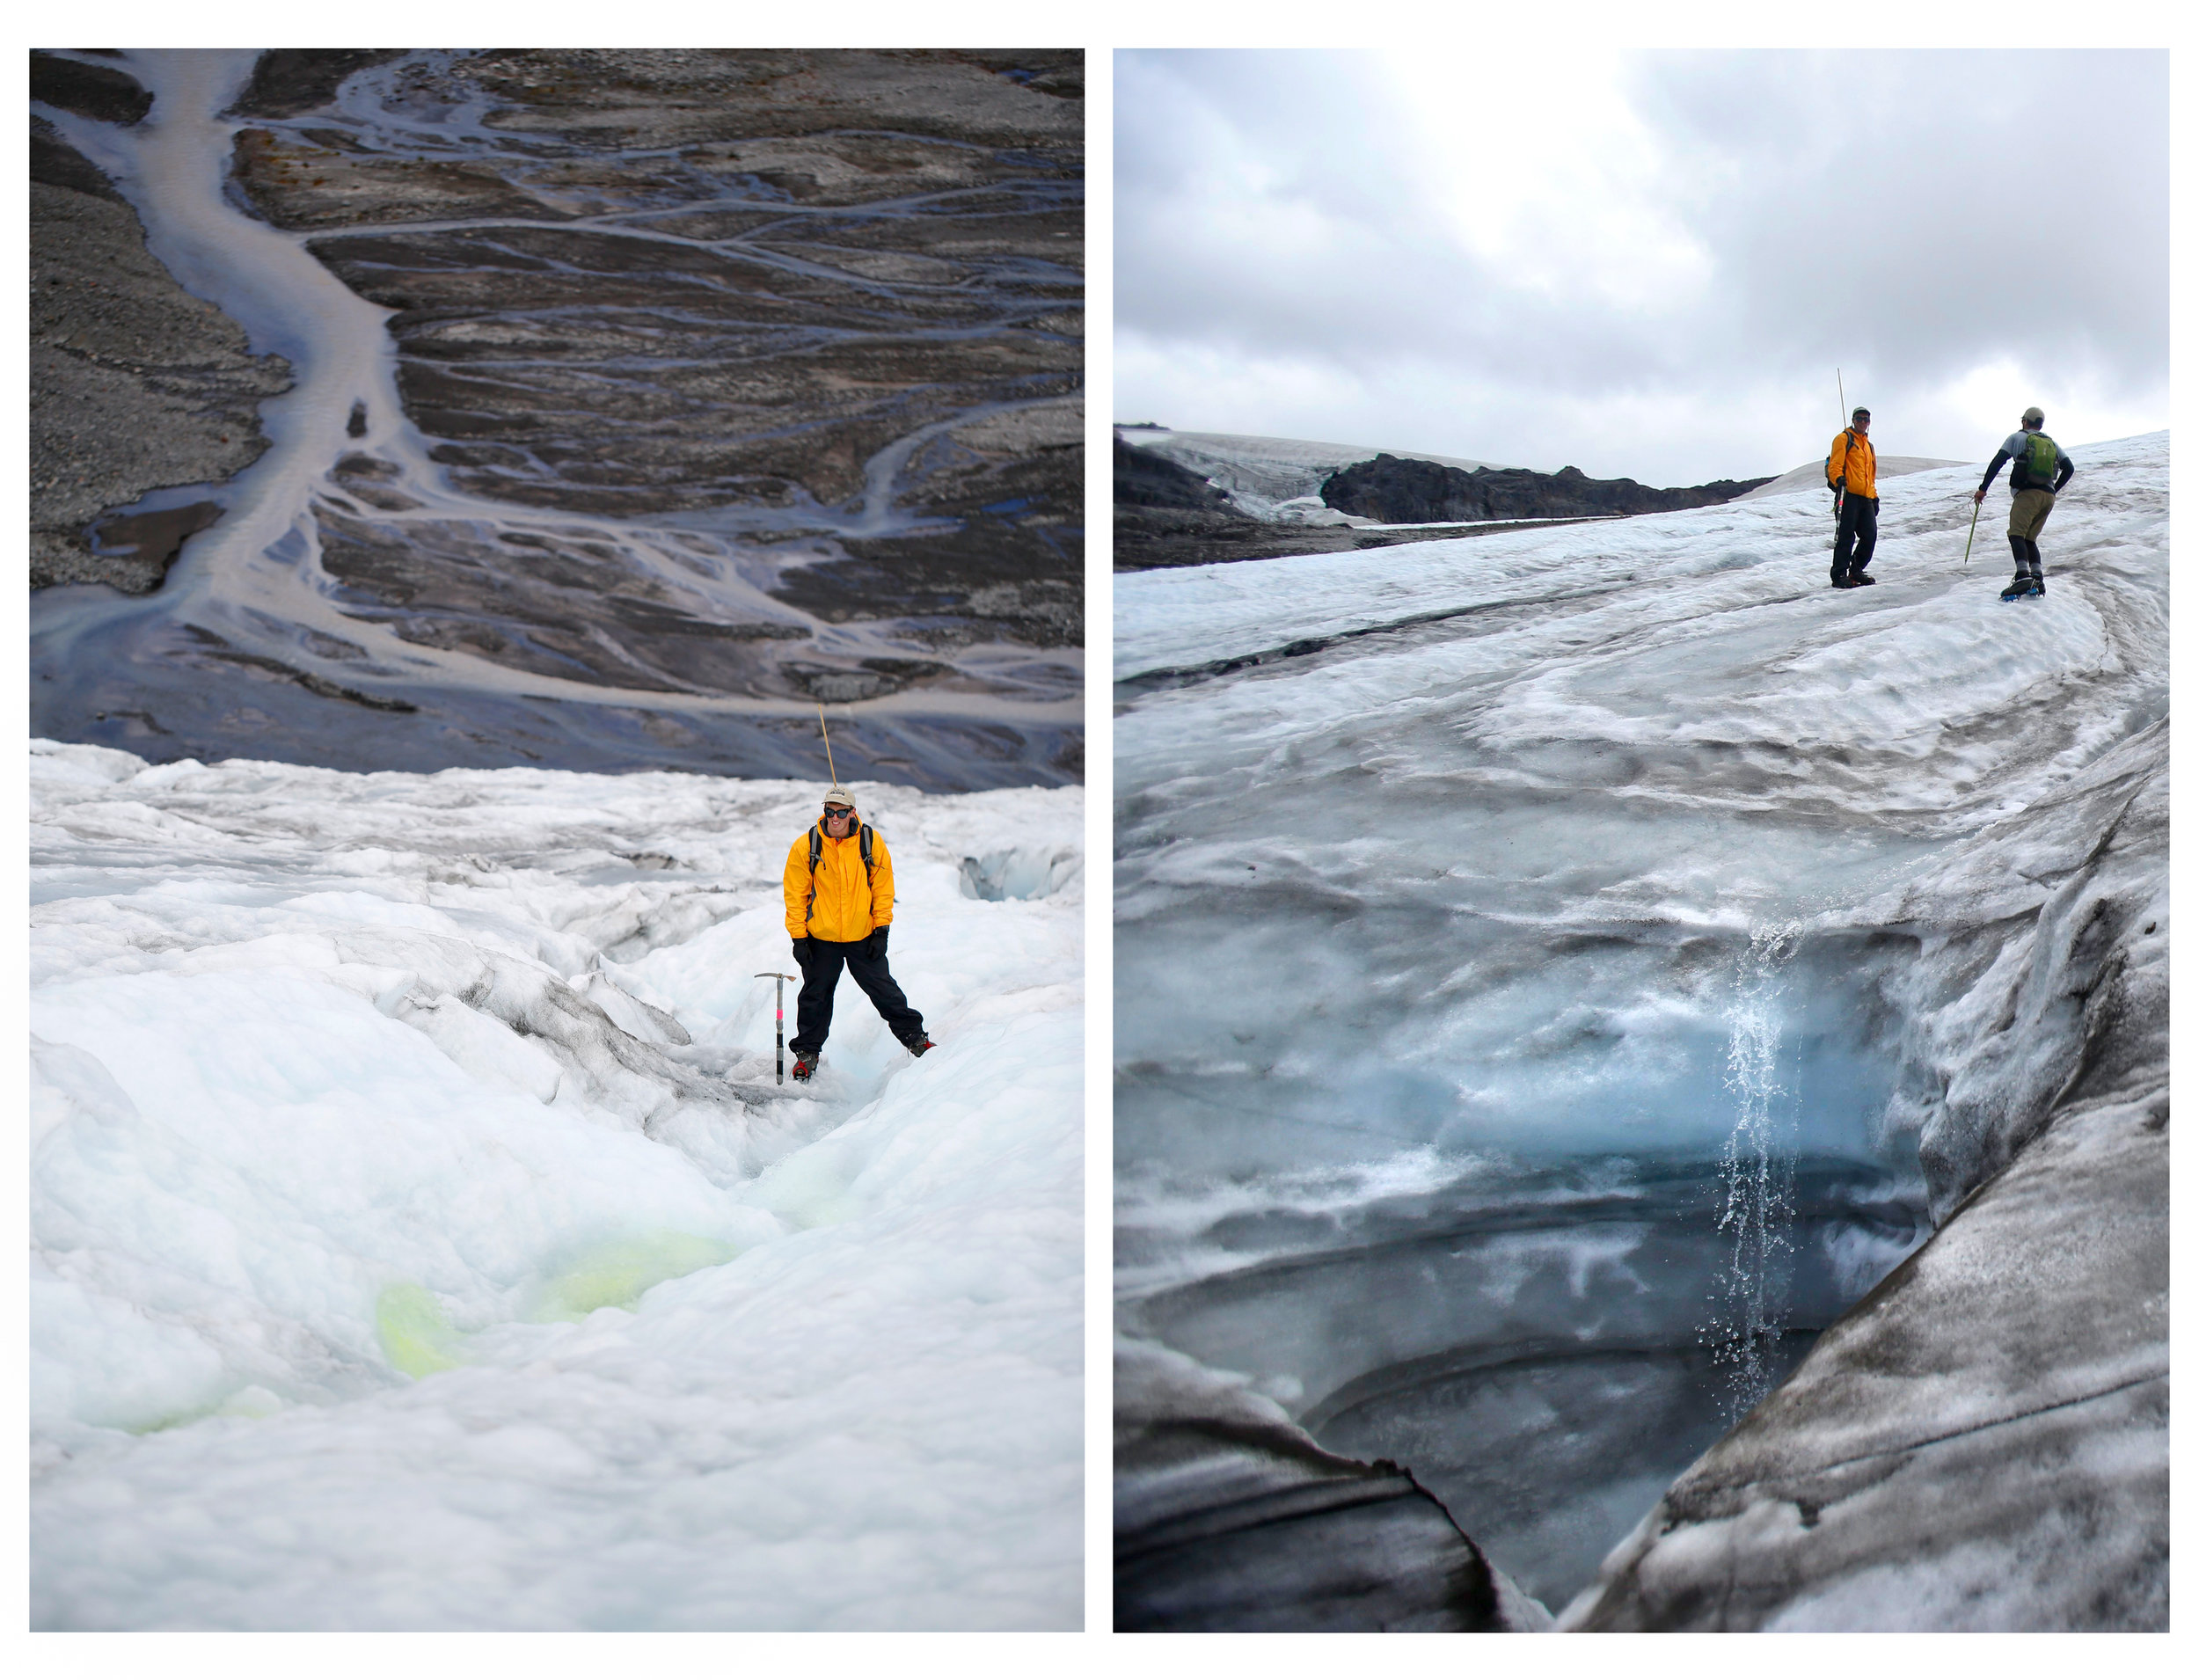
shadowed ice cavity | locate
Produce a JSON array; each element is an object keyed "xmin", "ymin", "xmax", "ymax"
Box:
[
  {"xmin": 960, "ymin": 844, "xmax": 1081, "ymax": 902},
  {"xmin": 1116, "ymin": 790, "xmax": 1936, "ymax": 1610},
  {"xmin": 1117, "ymin": 931, "xmax": 1930, "ymax": 1609}
]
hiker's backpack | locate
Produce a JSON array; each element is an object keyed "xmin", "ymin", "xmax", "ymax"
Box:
[
  {"xmin": 2017, "ymin": 432, "xmax": 2059, "ymax": 492},
  {"xmin": 804, "ymin": 822, "xmax": 876, "ymax": 925}
]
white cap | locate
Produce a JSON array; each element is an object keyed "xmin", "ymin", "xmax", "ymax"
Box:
[{"xmin": 823, "ymin": 785, "xmax": 855, "ymax": 808}]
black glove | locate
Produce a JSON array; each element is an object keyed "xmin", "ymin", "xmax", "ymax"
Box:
[
  {"xmin": 866, "ymin": 924, "xmax": 889, "ymax": 961},
  {"xmin": 791, "ymin": 936, "xmax": 812, "ymax": 965}
]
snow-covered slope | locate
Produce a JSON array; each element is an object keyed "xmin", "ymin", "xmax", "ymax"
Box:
[
  {"xmin": 1114, "ymin": 427, "xmax": 1512, "ymax": 520},
  {"xmin": 1114, "ymin": 432, "xmax": 2166, "ymax": 1626},
  {"xmin": 31, "ymin": 747, "xmax": 1082, "ymax": 1629}
]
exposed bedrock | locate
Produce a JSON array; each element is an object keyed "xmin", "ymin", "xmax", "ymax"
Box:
[
  {"xmin": 1323, "ymin": 453, "xmax": 1772, "ymax": 524},
  {"xmin": 1564, "ymin": 719, "xmax": 2167, "ymax": 1631},
  {"xmin": 1114, "ymin": 435, "xmax": 1611, "ymax": 571},
  {"xmin": 1114, "ymin": 434, "xmax": 1234, "ymax": 513},
  {"xmin": 28, "ymin": 115, "xmax": 292, "ymax": 593},
  {"xmin": 1115, "ymin": 1338, "xmax": 1552, "ymax": 1632}
]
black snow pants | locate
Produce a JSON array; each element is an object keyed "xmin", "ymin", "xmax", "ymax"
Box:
[
  {"xmin": 1831, "ymin": 494, "xmax": 1879, "ymax": 582},
  {"xmin": 791, "ymin": 934, "xmax": 924, "ymax": 1055}
]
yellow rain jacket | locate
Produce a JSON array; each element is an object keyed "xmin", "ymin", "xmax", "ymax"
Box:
[
  {"xmin": 783, "ymin": 823, "xmax": 896, "ymax": 942},
  {"xmin": 1827, "ymin": 427, "xmax": 1877, "ymax": 499}
]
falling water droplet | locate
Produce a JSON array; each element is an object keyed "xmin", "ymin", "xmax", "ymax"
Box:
[{"xmin": 1701, "ymin": 927, "xmax": 1800, "ymax": 1421}]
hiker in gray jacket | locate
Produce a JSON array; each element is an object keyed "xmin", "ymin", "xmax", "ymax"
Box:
[{"xmin": 1974, "ymin": 405, "xmax": 2076, "ymax": 600}]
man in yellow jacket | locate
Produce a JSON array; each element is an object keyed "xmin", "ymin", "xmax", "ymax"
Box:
[
  {"xmin": 1826, "ymin": 406, "xmax": 1879, "ymax": 588},
  {"xmin": 781, "ymin": 785, "xmax": 932, "ymax": 1082}
]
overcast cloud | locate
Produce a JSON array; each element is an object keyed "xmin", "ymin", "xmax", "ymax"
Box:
[{"xmin": 1116, "ymin": 49, "xmax": 2166, "ymax": 486}]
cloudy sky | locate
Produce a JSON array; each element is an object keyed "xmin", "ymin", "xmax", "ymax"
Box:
[{"xmin": 1115, "ymin": 49, "xmax": 2166, "ymax": 486}]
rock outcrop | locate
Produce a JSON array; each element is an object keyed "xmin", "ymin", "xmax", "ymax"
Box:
[
  {"xmin": 1322, "ymin": 453, "xmax": 1771, "ymax": 524},
  {"xmin": 1114, "ymin": 435, "xmax": 1604, "ymax": 570},
  {"xmin": 1114, "ymin": 435, "xmax": 1234, "ymax": 512}
]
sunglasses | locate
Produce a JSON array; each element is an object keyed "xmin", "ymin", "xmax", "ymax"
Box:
[{"xmin": 822, "ymin": 806, "xmax": 855, "ymax": 819}]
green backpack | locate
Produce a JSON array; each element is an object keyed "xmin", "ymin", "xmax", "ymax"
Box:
[{"xmin": 2021, "ymin": 432, "xmax": 2059, "ymax": 491}]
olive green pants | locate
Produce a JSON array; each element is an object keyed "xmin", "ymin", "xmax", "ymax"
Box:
[{"xmin": 2009, "ymin": 487, "xmax": 2056, "ymax": 542}]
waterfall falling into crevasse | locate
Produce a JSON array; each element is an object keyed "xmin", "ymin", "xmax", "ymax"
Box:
[{"xmin": 1702, "ymin": 928, "xmax": 1801, "ymax": 1421}]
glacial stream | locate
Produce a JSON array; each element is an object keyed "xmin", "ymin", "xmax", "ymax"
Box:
[{"xmin": 32, "ymin": 50, "xmax": 1081, "ymax": 788}]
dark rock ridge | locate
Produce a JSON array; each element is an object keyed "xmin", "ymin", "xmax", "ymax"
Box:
[
  {"xmin": 1114, "ymin": 434, "xmax": 1234, "ymax": 512},
  {"xmin": 28, "ymin": 116, "xmax": 292, "ymax": 593},
  {"xmin": 1113, "ymin": 432, "xmax": 1654, "ymax": 571},
  {"xmin": 1323, "ymin": 453, "xmax": 1772, "ymax": 524},
  {"xmin": 1116, "ymin": 1338, "xmax": 1551, "ymax": 1632}
]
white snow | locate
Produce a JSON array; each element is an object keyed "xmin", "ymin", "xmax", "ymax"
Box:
[{"xmin": 30, "ymin": 747, "xmax": 1082, "ymax": 1629}]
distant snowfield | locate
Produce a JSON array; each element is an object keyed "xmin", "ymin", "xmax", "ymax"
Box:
[{"xmin": 30, "ymin": 749, "xmax": 1082, "ymax": 1630}]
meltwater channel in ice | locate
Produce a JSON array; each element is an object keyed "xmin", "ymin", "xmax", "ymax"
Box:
[{"xmin": 1114, "ymin": 432, "xmax": 2168, "ymax": 1610}]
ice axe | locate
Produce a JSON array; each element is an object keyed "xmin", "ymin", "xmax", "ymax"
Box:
[
  {"xmin": 755, "ymin": 971, "xmax": 795, "ymax": 1083},
  {"xmin": 1962, "ymin": 494, "xmax": 1980, "ymax": 568}
]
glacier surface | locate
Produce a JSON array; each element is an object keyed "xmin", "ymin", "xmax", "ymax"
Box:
[
  {"xmin": 1114, "ymin": 431, "xmax": 2166, "ymax": 1622},
  {"xmin": 31, "ymin": 743, "xmax": 1082, "ymax": 1629}
]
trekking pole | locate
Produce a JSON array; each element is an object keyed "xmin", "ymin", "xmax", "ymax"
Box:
[
  {"xmin": 1830, "ymin": 369, "xmax": 1847, "ymax": 530},
  {"xmin": 755, "ymin": 971, "xmax": 794, "ymax": 1083},
  {"xmin": 1961, "ymin": 495, "xmax": 1980, "ymax": 568}
]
